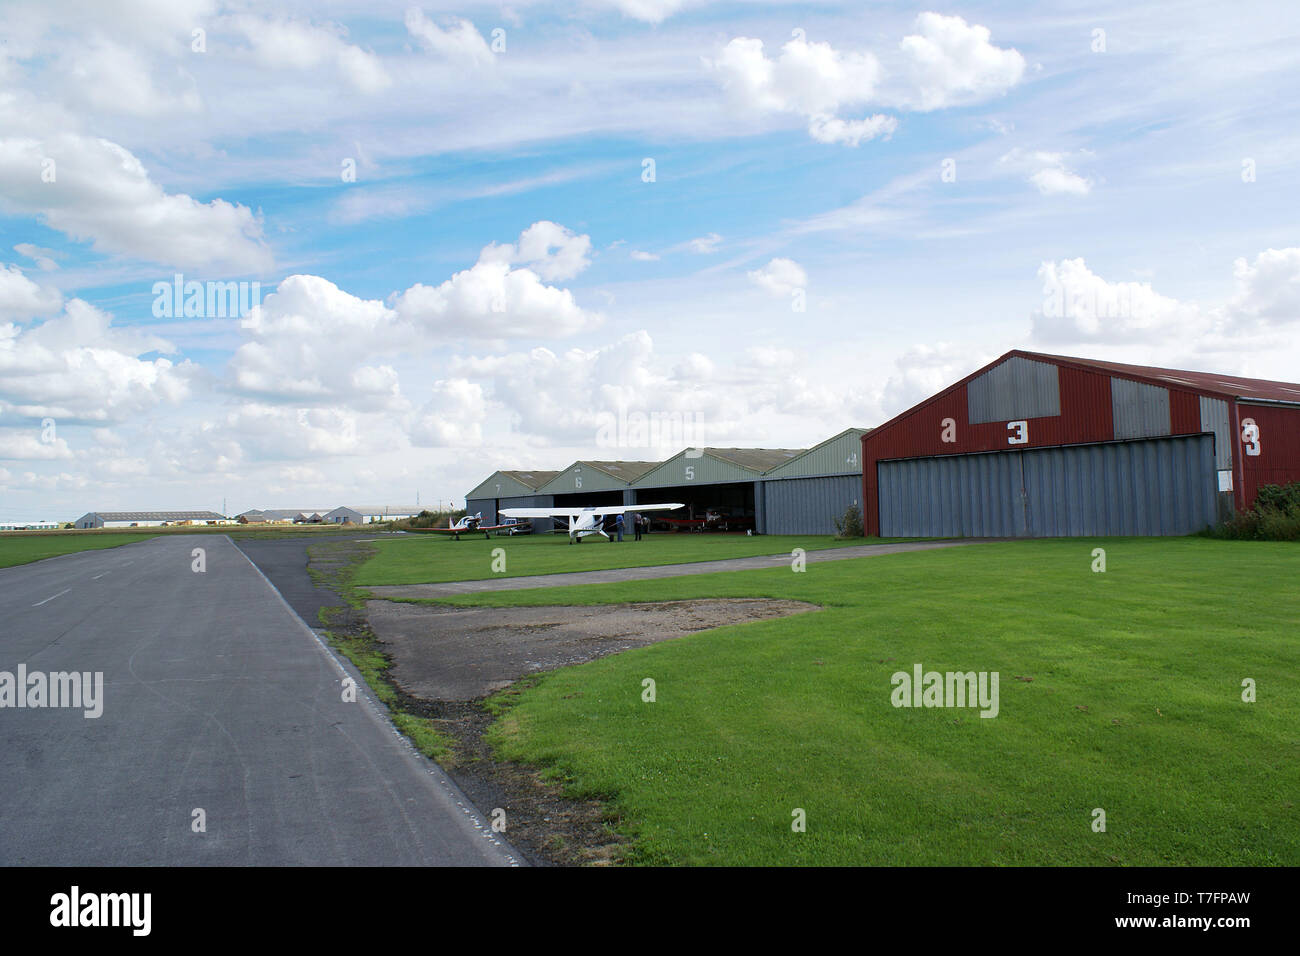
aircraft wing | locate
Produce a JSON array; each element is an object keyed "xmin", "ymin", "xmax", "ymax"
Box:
[
  {"xmin": 497, "ymin": 507, "xmax": 568, "ymax": 518},
  {"xmin": 500, "ymin": 503, "xmax": 684, "ymax": 518}
]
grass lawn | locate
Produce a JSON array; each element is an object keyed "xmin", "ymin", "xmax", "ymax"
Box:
[
  {"xmin": 352, "ymin": 531, "xmax": 904, "ymax": 586},
  {"xmin": 421, "ymin": 537, "xmax": 1300, "ymax": 865},
  {"xmin": 0, "ymin": 533, "xmax": 159, "ymax": 569}
]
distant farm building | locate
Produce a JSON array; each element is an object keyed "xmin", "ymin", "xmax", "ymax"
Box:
[
  {"xmin": 324, "ymin": 506, "xmax": 422, "ymax": 524},
  {"xmin": 74, "ymin": 511, "xmax": 230, "ymax": 529}
]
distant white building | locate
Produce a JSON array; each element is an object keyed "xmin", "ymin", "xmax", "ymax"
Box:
[
  {"xmin": 0, "ymin": 520, "xmax": 62, "ymax": 531},
  {"xmin": 324, "ymin": 506, "xmax": 422, "ymax": 525},
  {"xmin": 74, "ymin": 511, "xmax": 231, "ymax": 529}
]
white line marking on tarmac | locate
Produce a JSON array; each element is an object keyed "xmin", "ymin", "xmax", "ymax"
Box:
[
  {"xmin": 33, "ymin": 588, "xmax": 71, "ymax": 606},
  {"xmin": 92, "ymin": 571, "xmax": 110, "ymax": 580}
]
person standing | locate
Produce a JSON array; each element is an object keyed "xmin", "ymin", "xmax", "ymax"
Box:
[
  {"xmin": 615, "ymin": 512, "xmax": 625, "ymax": 542},
  {"xmin": 634, "ymin": 513, "xmax": 643, "ymax": 541}
]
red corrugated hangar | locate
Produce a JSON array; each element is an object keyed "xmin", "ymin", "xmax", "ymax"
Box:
[{"xmin": 861, "ymin": 350, "xmax": 1300, "ymax": 537}]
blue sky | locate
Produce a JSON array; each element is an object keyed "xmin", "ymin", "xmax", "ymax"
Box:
[{"xmin": 2, "ymin": 0, "xmax": 1299, "ymax": 519}]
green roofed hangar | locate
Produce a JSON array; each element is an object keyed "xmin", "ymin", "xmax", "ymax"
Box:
[{"xmin": 465, "ymin": 428, "xmax": 870, "ymax": 536}]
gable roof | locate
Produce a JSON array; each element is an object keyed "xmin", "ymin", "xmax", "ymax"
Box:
[
  {"xmin": 704, "ymin": 447, "xmax": 805, "ymax": 472},
  {"xmin": 763, "ymin": 428, "xmax": 871, "ymax": 478},
  {"xmin": 82, "ymin": 511, "xmax": 226, "ymax": 521},
  {"xmin": 576, "ymin": 460, "xmax": 662, "ymax": 482},
  {"xmin": 499, "ymin": 470, "xmax": 561, "ymax": 490}
]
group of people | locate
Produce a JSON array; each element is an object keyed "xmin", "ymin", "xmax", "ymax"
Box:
[{"xmin": 610, "ymin": 512, "xmax": 650, "ymax": 542}]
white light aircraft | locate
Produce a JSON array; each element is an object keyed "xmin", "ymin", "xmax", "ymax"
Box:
[{"xmin": 499, "ymin": 503, "xmax": 684, "ymax": 543}]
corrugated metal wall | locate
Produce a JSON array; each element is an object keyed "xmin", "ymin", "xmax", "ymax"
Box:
[
  {"xmin": 763, "ymin": 475, "xmax": 861, "ymax": 535},
  {"xmin": 1111, "ymin": 378, "xmax": 1171, "ymax": 439},
  {"xmin": 878, "ymin": 435, "xmax": 1216, "ymax": 537},
  {"xmin": 1198, "ymin": 396, "xmax": 1232, "ymax": 471},
  {"xmin": 863, "ymin": 354, "xmax": 1221, "ymax": 535},
  {"xmin": 1238, "ymin": 402, "xmax": 1300, "ymax": 510},
  {"xmin": 967, "ymin": 355, "xmax": 1061, "ymax": 424}
]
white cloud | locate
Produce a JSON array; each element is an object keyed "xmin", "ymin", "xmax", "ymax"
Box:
[
  {"xmin": 1227, "ymin": 248, "xmax": 1300, "ymax": 327},
  {"xmin": 1001, "ymin": 149, "xmax": 1092, "ymax": 196},
  {"xmin": 56, "ymin": 38, "xmax": 201, "ymax": 116},
  {"xmin": 673, "ymin": 352, "xmax": 714, "ymax": 380},
  {"xmin": 603, "ymin": 0, "xmax": 688, "ymax": 23},
  {"xmin": 481, "ymin": 220, "xmax": 593, "ymax": 281},
  {"xmin": 744, "ymin": 346, "xmax": 798, "ymax": 369},
  {"xmin": 1033, "ymin": 258, "xmax": 1201, "ymax": 344},
  {"xmin": 687, "ymin": 233, "xmax": 722, "ymax": 254},
  {"xmin": 709, "ymin": 16, "xmax": 1023, "ymax": 145},
  {"xmin": 395, "ymin": 222, "xmax": 601, "ymax": 338},
  {"xmin": 630, "ymin": 250, "xmax": 660, "ymax": 261},
  {"xmin": 893, "ymin": 12, "xmax": 1026, "ymax": 111},
  {"xmin": 807, "ymin": 112, "xmax": 897, "ymax": 146},
  {"xmin": 218, "ymin": 404, "xmax": 373, "ymax": 461},
  {"xmin": 404, "ymin": 8, "xmax": 493, "ymax": 66},
  {"xmin": 409, "ymin": 379, "xmax": 486, "ymax": 447},
  {"xmin": 747, "ymin": 257, "xmax": 807, "ymax": 297},
  {"xmin": 230, "ymin": 15, "xmax": 390, "ymax": 93},
  {"xmin": 13, "ymin": 244, "xmax": 59, "ymax": 271},
  {"xmin": 709, "ymin": 33, "xmax": 886, "ymax": 147},
  {"xmin": 0, "ymin": 429, "xmax": 74, "ymax": 461},
  {"xmin": 0, "ymin": 134, "xmax": 271, "ymax": 273},
  {"xmin": 0, "ymin": 298, "xmax": 192, "ymax": 422},
  {"xmin": 711, "ymin": 35, "xmax": 881, "ymax": 116},
  {"xmin": 232, "ymin": 275, "xmax": 407, "ymax": 410},
  {"xmin": 451, "ymin": 330, "xmax": 866, "ymax": 451},
  {"xmin": 0, "ymin": 263, "xmax": 61, "ymax": 319}
]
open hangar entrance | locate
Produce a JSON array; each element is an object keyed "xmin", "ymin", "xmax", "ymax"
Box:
[{"xmin": 634, "ymin": 481, "xmax": 755, "ymax": 531}]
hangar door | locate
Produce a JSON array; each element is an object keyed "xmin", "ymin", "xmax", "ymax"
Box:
[{"xmin": 877, "ymin": 434, "xmax": 1217, "ymax": 537}]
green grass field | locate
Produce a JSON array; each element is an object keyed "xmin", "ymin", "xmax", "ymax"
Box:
[
  {"xmin": 404, "ymin": 537, "xmax": 1299, "ymax": 865},
  {"xmin": 352, "ymin": 531, "xmax": 901, "ymax": 586},
  {"xmin": 0, "ymin": 533, "xmax": 160, "ymax": 569}
]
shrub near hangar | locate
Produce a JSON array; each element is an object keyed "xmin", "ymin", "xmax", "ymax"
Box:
[{"xmin": 861, "ymin": 350, "xmax": 1300, "ymax": 537}]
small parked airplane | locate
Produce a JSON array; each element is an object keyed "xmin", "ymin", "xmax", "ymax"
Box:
[
  {"xmin": 499, "ymin": 503, "xmax": 685, "ymax": 543},
  {"xmin": 424, "ymin": 512, "xmax": 527, "ymax": 540}
]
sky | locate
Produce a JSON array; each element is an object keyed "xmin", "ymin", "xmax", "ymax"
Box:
[{"xmin": 1, "ymin": 0, "xmax": 1298, "ymax": 520}]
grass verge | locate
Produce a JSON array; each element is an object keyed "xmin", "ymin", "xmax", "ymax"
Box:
[
  {"xmin": 431, "ymin": 536, "xmax": 1300, "ymax": 866},
  {"xmin": 308, "ymin": 539, "xmax": 459, "ymax": 766}
]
